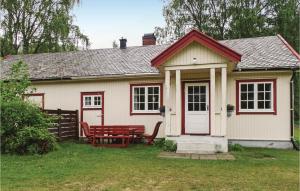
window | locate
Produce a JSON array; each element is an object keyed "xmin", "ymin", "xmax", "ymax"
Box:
[
  {"xmin": 83, "ymin": 95, "xmax": 102, "ymax": 108},
  {"xmin": 237, "ymin": 80, "xmax": 276, "ymax": 114},
  {"xmin": 187, "ymin": 85, "xmax": 207, "ymax": 111},
  {"xmin": 24, "ymin": 93, "xmax": 44, "ymax": 109},
  {"xmin": 131, "ymin": 84, "xmax": 162, "ymax": 114}
]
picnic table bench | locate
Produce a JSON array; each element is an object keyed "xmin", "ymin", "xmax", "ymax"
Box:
[{"xmin": 90, "ymin": 125, "xmax": 145, "ymax": 147}]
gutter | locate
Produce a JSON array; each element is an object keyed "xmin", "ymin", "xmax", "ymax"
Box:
[
  {"xmin": 290, "ymin": 69, "xmax": 299, "ymax": 150},
  {"xmin": 29, "ymin": 73, "xmax": 162, "ymax": 83}
]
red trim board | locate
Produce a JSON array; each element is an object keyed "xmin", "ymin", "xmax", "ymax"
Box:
[
  {"xmin": 181, "ymin": 81, "xmax": 211, "ymax": 135},
  {"xmin": 129, "ymin": 83, "xmax": 163, "ymax": 115},
  {"xmin": 277, "ymin": 34, "xmax": 300, "ymax": 60},
  {"xmin": 236, "ymin": 79, "xmax": 277, "ymax": 115},
  {"xmin": 151, "ymin": 30, "xmax": 242, "ymax": 67}
]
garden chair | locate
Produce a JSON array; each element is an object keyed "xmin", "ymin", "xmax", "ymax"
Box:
[
  {"xmin": 143, "ymin": 121, "xmax": 163, "ymax": 145},
  {"xmin": 80, "ymin": 122, "xmax": 93, "ymax": 143}
]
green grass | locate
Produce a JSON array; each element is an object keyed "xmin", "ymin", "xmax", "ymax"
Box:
[{"xmin": 1, "ymin": 142, "xmax": 299, "ymax": 191}]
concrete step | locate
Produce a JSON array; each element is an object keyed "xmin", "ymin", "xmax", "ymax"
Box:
[{"xmin": 170, "ymin": 136, "xmax": 228, "ymax": 154}]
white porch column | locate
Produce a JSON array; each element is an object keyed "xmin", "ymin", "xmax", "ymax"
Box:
[
  {"xmin": 210, "ymin": 68, "xmax": 216, "ymax": 135},
  {"xmin": 175, "ymin": 69, "xmax": 181, "ymax": 135},
  {"xmin": 165, "ymin": 70, "xmax": 171, "ymax": 136},
  {"xmin": 221, "ymin": 67, "xmax": 227, "ymax": 136}
]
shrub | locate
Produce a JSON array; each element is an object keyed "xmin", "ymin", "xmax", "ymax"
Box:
[
  {"xmin": 1, "ymin": 100, "xmax": 57, "ymax": 154},
  {"xmin": 163, "ymin": 140, "xmax": 177, "ymax": 152},
  {"xmin": 154, "ymin": 138, "xmax": 165, "ymax": 148},
  {"xmin": 229, "ymin": 144, "xmax": 244, "ymax": 152}
]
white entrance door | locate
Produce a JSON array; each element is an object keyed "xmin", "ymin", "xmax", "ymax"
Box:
[
  {"xmin": 185, "ymin": 83, "xmax": 209, "ymax": 134},
  {"xmin": 81, "ymin": 92, "xmax": 104, "ymax": 127}
]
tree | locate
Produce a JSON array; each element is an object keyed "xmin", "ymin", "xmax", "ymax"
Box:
[
  {"xmin": 0, "ymin": 61, "xmax": 57, "ymax": 155},
  {"xmin": 0, "ymin": 0, "xmax": 90, "ymax": 56},
  {"xmin": 155, "ymin": 0, "xmax": 300, "ymax": 52}
]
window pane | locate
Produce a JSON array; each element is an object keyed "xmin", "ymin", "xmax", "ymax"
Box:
[
  {"xmin": 188, "ymin": 103, "xmax": 193, "ymax": 111},
  {"xmin": 248, "ymin": 101, "xmax": 254, "ymax": 109},
  {"xmin": 194, "ymin": 103, "xmax": 199, "ymax": 111},
  {"xmin": 200, "ymin": 86, "xmax": 206, "ymax": 93},
  {"xmin": 94, "ymin": 96, "xmax": 101, "ymax": 106},
  {"xmin": 85, "ymin": 97, "xmax": 91, "ymax": 106},
  {"xmin": 200, "ymin": 94, "xmax": 206, "ymax": 102},
  {"xmin": 188, "ymin": 87, "xmax": 193, "ymax": 94},
  {"xmin": 194, "ymin": 95, "xmax": 199, "ymax": 102},
  {"xmin": 241, "ymin": 93, "xmax": 247, "ymax": 100},
  {"xmin": 241, "ymin": 84, "xmax": 247, "ymax": 91},
  {"xmin": 154, "ymin": 87, "xmax": 159, "ymax": 94},
  {"xmin": 265, "ymin": 101, "xmax": 271, "ymax": 109},
  {"xmin": 258, "ymin": 101, "xmax": 264, "ymax": 109},
  {"xmin": 265, "ymin": 92, "xmax": 271, "ymax": 100},
  {"xmin": 134, "ymin": 88, "xmax": 139, "ymax": 94},
  {"xmin": 140, "ymin": 95, "xmax": 145, "ymax": 102},
  {"xmin": 154, "ymin": 103, "xmax": 159, "ymax": 110},
  {"xmin": 148, "ymin": 103, "xmax": 153, "ymax": 110},
  {"xmin": 194, "ymin": 86, "xmax": 200, "ymax": 94},
  {"xmin": 258, "ymin": 92, "xmax": 264, "ymax": 100},
  {"xmin": 248, "ymin": 93, "xmax": 254, "ymax": 100},
  {"xmin": 148, "ymin": 87, "xmax": 153, "ymax": 94},
  {"xmin": 258, "ymin": 84, "xmax": 264, "ymax": 91},
  {"xmin": 248, "ymin": 84, "xmax": 254, "ymax": 91},
  {"xmin": 265, "ymin": 83, "xmax": 271, "ymax": 91},
  {"xmin": 134, "ymin": 95, "xmax": 139, "ymax": 102},
  {"xmin": 154, "ymin": 95, "xmax": 159, "ymax": 102},
  {"xmin": 241, "ymin": 101, "xmax": 247, "ymax": 109},
  {"xmin": 140, "ymin": 88, "xmax": 145, "ymax": 94},
  {"xmin": 188, "ymin": 95, "xmax": 193, "ymax": 102},
  {"xmin": 134, "ymin": 103, "xmax": 139, "ymax": 110},
  {"xmin": 200, "ymin": 103, "xmax": 206, "ymax": 111},
  {"xmin": 140, "ymin": 103, "xmax": 145, "ymax": 110}
]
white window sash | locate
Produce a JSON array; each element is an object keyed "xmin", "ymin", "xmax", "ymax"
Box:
[
  {"xmin": 83, "ymin": 95, "xmax": 102, "ymax": 109},
  {"xmin": 239, "ymin": 82, "xmax": 274, "ymax": 112},
  {"xmin": 132, "ymin": 85, "xmax": 160, "ymax": 113}
]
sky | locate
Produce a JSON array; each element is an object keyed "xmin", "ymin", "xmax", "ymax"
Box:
[{"xmin": 72, "ymin": 0, "xmax": 165, "ymax": 49}]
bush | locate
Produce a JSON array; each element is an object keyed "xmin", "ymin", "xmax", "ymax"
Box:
[
  {"xmin": 163, "ymin": 140, "xmax": 177, "ymax": 152},
  {"xmin": 229, "ymin": 144, "xmax": 244, "ymax": 152},
  {"xmin": 154, "ymin": 138, "xmax": 165, "ymax": 148},
  {"xmin": 1, "ymin": 100, "xmax": 57, "ymax": 154}
]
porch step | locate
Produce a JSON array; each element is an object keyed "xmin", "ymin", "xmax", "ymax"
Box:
[{"xmin": 168, "ymin": 136, "xmax": 228, "ymax": 154}]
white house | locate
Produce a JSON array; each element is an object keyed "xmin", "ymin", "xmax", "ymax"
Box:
[{"xmin": 1, "ymin": 30, "xmax": 299, "ymax": 153}]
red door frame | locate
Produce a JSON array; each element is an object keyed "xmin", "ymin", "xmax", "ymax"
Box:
[
  {"xmin": 80, "ymin": 91, "xmax": 104, "ymax": 135},
  {"xmin": 181, "ymin": 81, "xmax": 211, "ymax": 135}
]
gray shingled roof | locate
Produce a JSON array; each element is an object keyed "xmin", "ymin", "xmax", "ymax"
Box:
[{"xmin": 1, "ymin": 35, "xmax": 299, "ymax": 80}]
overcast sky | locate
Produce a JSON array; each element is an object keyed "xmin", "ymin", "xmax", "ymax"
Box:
[{"xmin": 72, "ymin": 0, "xmax": 165, "ymax": 49}]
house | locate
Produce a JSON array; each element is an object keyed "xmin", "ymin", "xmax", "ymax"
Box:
[{"xmin": 1, "ymin": 30, "xmax": 299, "ymax": 153}]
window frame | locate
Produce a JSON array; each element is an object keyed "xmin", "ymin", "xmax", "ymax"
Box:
[
  {"xmin": 23, "ymin": 93, "xmax": 45, "ymax": 109},
  {"xmin": 130, "ymin": 83, "xmax": 163, "ymax": 115},
  {"xmin": 83, "ymin": 95, "xmax": 102, "ymax": 109},
  {"xmin": 236, "ymin": 79, "xmax": 277, "ymax": 115}
]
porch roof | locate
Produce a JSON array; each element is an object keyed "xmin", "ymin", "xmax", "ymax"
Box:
[{"xmin": 1, "ymin": 33, "xmax": 299, "ymax": 81}]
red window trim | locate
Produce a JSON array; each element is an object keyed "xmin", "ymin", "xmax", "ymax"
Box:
[
  {"xmin": 23, "ymin": 93, "xmax": 45, "ymax": 109},
  {"xmin": 130, "ymin": 83, "xmax": 163, "ymax": 115},
  {"xmin": 236, "ymin": 79, "xmax": 277, "ymax": 115}
]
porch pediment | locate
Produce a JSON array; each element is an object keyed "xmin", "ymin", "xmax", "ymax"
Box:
[{"xmin": 151, "ymin": 30, "xmax": 241, "ymax": 67}]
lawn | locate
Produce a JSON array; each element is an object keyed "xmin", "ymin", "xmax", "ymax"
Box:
[{"xmin": 1, "ymin": 143, "xmax": 299, "ymax": 191}]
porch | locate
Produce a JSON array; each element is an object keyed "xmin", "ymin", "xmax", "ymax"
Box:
[{"xmin": 163, "ymin": 66, "xmax": 229, "ymax": 153}]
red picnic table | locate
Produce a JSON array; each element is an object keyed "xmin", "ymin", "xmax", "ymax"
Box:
[{"xmin": 89, "ymin": 125, "xmax": 145, "ymax": 147}]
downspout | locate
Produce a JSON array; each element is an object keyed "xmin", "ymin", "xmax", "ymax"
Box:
[{"xmin": 290, "ymin": 69, "xmax": 299, "ymax": 150}]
